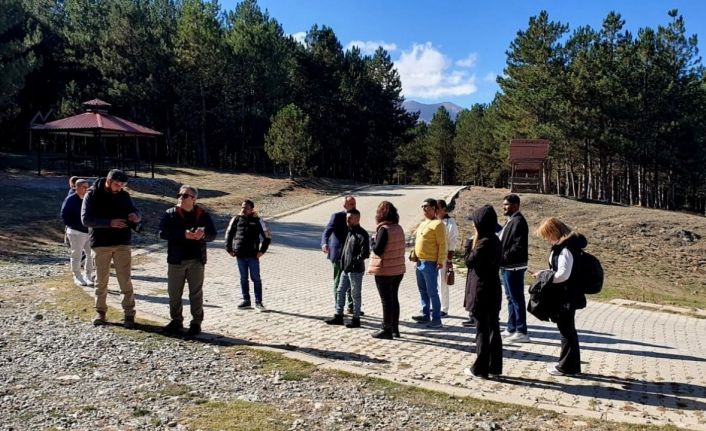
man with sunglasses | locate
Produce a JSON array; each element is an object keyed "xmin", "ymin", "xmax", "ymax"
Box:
[
  {"xmin": 81, "ymin": 169, "xmax": 141, "ymax": 328},
  {"xmin": 159, "ymin": 185, "xmax": 217, "ymax": 336}
]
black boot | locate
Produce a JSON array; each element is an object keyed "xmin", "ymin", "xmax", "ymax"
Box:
[
  {"xmin": 393, "ymin": 325, "xmax": 400, "ymax": 338},
  {"xmin": 325, "ymin": 314, "xmax": 344, "ymax": 325},
  {"xmin": 372, "ymin": 329, "xmax": 393, "ymax": 339},
  {"xmin": 346, "ymin": 318, "xmax": 361, "ymax": 328}
]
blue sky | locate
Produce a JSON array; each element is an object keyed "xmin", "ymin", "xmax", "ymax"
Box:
[{"xmin": 220, "ymin": 0, "xmax": 706, "ymax": 108}]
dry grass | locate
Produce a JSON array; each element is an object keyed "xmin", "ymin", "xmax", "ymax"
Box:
[
  {"xmin": 453, "ymin": 187, "xmax": 706, "ymax": 309},
  {"xmin": 182, "ymin": 400, "xmax": 292, "ymax": 431}
]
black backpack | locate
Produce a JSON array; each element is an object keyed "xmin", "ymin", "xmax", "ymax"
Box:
[{"xmin": 576, "ymin": 250, "xmax": 604, "ymax": 294}]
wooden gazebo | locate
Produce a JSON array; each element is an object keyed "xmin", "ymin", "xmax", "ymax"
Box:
[
  {"xmin": 30, "ymin": 98, "xmax": 162, "ymax": 178},
  {"xmin": 508, "ymin": 139, "xmax": 550, "ymax": 193}
]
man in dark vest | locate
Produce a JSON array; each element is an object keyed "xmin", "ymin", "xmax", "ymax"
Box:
[
  {"xmin": 159, "ymin": 185, "xmax": 217, "ymax": 336},
  {"xmin": 81, "ymin": 169, "xmax": 141, "ymax": 328}
]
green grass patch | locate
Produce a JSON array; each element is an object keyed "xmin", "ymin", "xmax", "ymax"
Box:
[
  {"xmin": 183, "ymin": 400, "xmax": 292, "ymax": 431},
  {"xmin": 235, "ymin": 348, "xmax": 316, "ymax": 381},
  {"xmin": 160, "ymin": 383, "xmax": 192, "ymax": 397}
]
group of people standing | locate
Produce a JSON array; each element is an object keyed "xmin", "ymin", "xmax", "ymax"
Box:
[{"xmin": 62, "ymin": 172, "xmax": 586, "ymax": 377}]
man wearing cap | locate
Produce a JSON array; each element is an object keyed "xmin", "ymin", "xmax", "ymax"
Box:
[
  {"xmin": 61, "ymin": 178, "xmax": 94, "ymax": 287},
  {"xmin": 410, "ymin": 198, "xmax": 447, "ymax": 328},
  {"xmin": 81, "ymin": 169, "xmax": 141, "ymax": 328}
]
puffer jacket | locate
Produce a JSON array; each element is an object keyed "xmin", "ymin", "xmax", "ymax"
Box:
[
  {"xmin": 225, "ymin": 214, "xmax": 271, "ymax": 258},
  {"xmin": 463, "ymin": 204, "xmax": 502, "ymax": 317},
  {"xmin": 549, "ymin": 232, "xmax": 588, "ymax": 312},
  {"xmin": 339, "ymin": 225, "xmax": 370, "ymax": 273},
  {"xmin": 81, "ymin": 177, "xmax": 140, "ymax": 247},
  {"xmin": 159, "ymin": 205, "xmax": 217, "ymax": 264}
]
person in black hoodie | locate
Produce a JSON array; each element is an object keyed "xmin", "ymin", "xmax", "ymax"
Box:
[
  {"xmin": 463, "ymin": 204, "xmax": 503, "ymax": 379},
  {"xmin": 534, "ymin": 217, "xmax": 587, "ymax": 376},
  {"xmin": 159, "ymin": 185, "xmax": 217, "ymax": 336},
  {"xmin": 81, "ymin": 169, "xmax": 141, "ymax": 328},
  {"xmin": 324, "ymin": 209, "xmax": 370, "ymax": 328}
]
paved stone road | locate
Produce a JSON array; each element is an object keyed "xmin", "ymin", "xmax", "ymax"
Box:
[{"xmin": 104, "ymin": 185, "xmax": 706, "ymax": 430}]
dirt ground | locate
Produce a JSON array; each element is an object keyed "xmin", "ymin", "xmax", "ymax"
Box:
[{"xmin": 452, "ymin": 187, "xmax": 706, "ymax": 309}]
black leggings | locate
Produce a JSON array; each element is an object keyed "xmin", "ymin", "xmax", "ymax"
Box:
[
  {"xmin": 375, "ymin": 275, "xmax": 403, "ymax": 332},
  {"xmin": 555, "ymin": 309, "xmax": 581, "ymax": 374}
]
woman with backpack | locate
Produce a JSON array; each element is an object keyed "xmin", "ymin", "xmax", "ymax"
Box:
[{"xmin": 534, "ymin": 217, "xmax": 588, "ymax": 376}]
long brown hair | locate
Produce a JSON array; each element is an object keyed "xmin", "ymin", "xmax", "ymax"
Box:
[{"xmin": 375, "ymin": 201, "xmax": 399, "ymax": 224}]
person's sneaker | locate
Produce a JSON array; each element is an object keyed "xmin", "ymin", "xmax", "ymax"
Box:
[
  {"xmin": 426, "ymin": 319, "xmax": 443, "ymax": 329},
  {"xmin": 84, "ymin": 275, "xmax": 95, "ymax": 287},
  {"xmin": 324, "ymin": 314, "xmax": 344, "ymax": 325},
  {"xmin": 92, "ymin": 312, "xmax": 107, "ymax": 326},
  {"xmin": 463, "ymin": 367, "xmax": 487, "ymax": 379},
  {"xmin": 501, "ymin": 329, "xmax": 515, "ymax": 338},
  {"xmin": 187, "ymin": 324, "xmax": 201, "ymax": 336},
  {"xmin": 345, "ymin": 318, "xmax": 361, "ymax": 328},
  {"xmin": 123, "ymin": 315, "xmax": 135, "ymax": 329},
  {"xmin": 440, "ymin": 311, "xmax": 448, "ymax": 318},
  {"xmin": 73, "ymin": 274, "xmax": 88, "ymax": 287},
  {"xmin": 411, "ymin": 315, "xmax": 430, "ymax": 323},
  {"xmin": 372, "ymin": 329, "xmax": 393, "ymax": 339},
  {"xmin": 255, "ymin": 303, "xmax": 267, "ymax": 312},
  {"xmin": 461, "ymin": 318, "xmax": 476, "ymax": 328},
  {"xmin": 237, "ymin": 300, "xmax": 252, "ymax": 309},
  {"xmin": 509, "ymin": 332, "xmax": 531, "ymax": 343},
  {"xmin": 546, "ymin": 366, "xmax": 566, "ymax": 376},
  {"xmin": 163, "ymin": 320, "xmax": 184, "ymax": 334}
]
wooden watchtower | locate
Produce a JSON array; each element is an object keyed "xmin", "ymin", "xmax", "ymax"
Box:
[{"xmin": 508, "ymin": 139, "xmax": 550, "ymax": 193}]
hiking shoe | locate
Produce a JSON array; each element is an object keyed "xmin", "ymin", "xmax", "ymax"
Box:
[
  {"xmin": 501, "ymin": 329, "xmax": 515, "ymax": 338},
  {"xmin": 73, "ymin": 274, "xmax": 88, "ymax": 287},
  {"xmin": 163, "ymin": 320, "xmax": 184, "ymax": 333},
  {"xmin": 187, "ymin": 324, "xmax": 201, "ymax": 336},
  {"xmin": 461, "ymin": 318, "xmax": 476, "ymax": 328},
  {"xmin": 393, "ymin": 326, "xmax": 400, "ymax": 338},
  {"xmin": 255, "ymin": 303, "xmax": 267, "ymax": 312},
  {"xmin": 345, "ymin": 318, "xmax": 361, "ymax": 328},
  {"xmin": 123, "ymin": 315, "xmax": 135, "ymax": 329},
  {"xmin": 509, "ymin": 332, "xmax": 531, "ymax": 343},
  {"xmin": 411, "ymin": 315, "xmax": 430, "ymax": 323},
  {"xmin": 372, "ymin": 330, "xmax": 393, "ymax": 339},
  {"xmin": 324, "ymin": 314, "xmax": 344, "ymax": 325},
  {"xmin": 425, "ymin": 319, "xmax": 443, "ymax": 329},
  {"xmin": 84, "ymin": 274, "xmax": 95, "ymax": 287},
  {"xmin": 92, "ymin": 312, "xmax": 107, "ymax": 326},
  {"xmin": 237, "ymin": 300, "xmax": 252, "ymax": 309}
]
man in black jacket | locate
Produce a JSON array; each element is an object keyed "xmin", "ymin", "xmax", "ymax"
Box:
[
  {"xmin": 499, "ymin": 194, "xmax": 531, "ymax": 343},
  {"xmin": 81, "ymin": 169, "xmax": 141, "ymax": 328},
  {"xmin": 225, "ymin": 200, "xmax": 271, "ymax": 311},
  {"xmin": 159, "ymin": 185, "xmax": 217, "ymax": 336},
  {"xmin": 325, "ymin": 209, "xmax": 370, "ymax": 328}
]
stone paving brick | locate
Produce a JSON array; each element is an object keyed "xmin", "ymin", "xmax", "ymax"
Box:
[{"xmin": 100, "ymin": 185, "xmax": 706, "ymax": 430}]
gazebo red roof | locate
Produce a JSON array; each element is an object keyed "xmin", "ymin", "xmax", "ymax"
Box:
[{"xmin": 31, "ymin": 99, "xmax": 162, "ymax": 137}]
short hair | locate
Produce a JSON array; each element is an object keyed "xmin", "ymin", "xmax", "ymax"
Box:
[
  {"xmin": 437, "ymin": 199, "xmax": 448, "ymax": 209},
  {"xmin": 69, "ymin": 176, "xmax": 79, "ymax": 187},
  {"xmin": 347, "ymin": 208, "xmax": 360, "ymax": 217},
  {"xmin": 375, "ymin": 201, "xmax": 399, "ymax": 224},
  {"xmin": 344, "ymin": 195, "xmax": 356, "ymax": 205},
  {"xmin": 75, "ymin": 179, "xmax": 89, "ymax": 187},
  {"xmin": 423, "ymin": 198, "xmax": 438, "ymax": 209},
  {"xmin": 504, "ymin": 194, "xmax": 520, "ymax": 205},
  {"xmin": 179, "ymin": 185, "xmax": 198, "ymax": 198},
  {"xmin": 107, "ymin": 169, "xmax": 128, "ymax": 183},
  {"xmin": 242, "ymin": 199, "xmax": 254, "ymax": 208},
  {"xmin": 536, "ymin": 217, "xmax": 571, "ymax": 242}
]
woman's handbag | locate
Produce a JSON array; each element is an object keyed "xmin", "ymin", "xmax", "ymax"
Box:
[{"xmin": 446, "ymin": 267, "xmax": 455, "ymax": 285}]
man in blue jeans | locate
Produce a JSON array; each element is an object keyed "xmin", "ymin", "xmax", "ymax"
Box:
[
  {"xmin": 225, "ymin": 200, "xmax": 272, "ymax": 311},
  {"xmin": 324, "ymin": 209, "xmax": 370, "ymax": 328},
  {"xmin": 410, "ymin": 199, "xmax": 447, "ymax": 328},
  {"xmin": 499, "ymin": 194, "xmax": 531, "ymax": 343}
]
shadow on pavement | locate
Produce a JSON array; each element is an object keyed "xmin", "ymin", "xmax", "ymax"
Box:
[
  {"xmin": 132, "ymin": 274, "xmax": 168, "ymax": 283},
  {"xmin": 268, "ymin": 221, "xmax": 323, "ymax": 250},
  {"xmin": 499, "ymin": 373, "xmax": 706, "ymax": 410},
  {"xmin": 133, "ymin": 293, "xmax": 222, "ymax": 309}
]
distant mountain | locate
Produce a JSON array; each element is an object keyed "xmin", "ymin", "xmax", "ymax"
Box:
[{"xmin": 403, "ymin": 100, "xmax": 464, "ymax": 123}]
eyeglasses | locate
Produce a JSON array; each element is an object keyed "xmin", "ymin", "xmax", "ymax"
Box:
[
  {"xmin": 177, "ymin": 193, "xmax": 195, "ymax": 199},
  {"xmin": 421, "ymin": 205, "xmax": 432, "ymax": 209}
]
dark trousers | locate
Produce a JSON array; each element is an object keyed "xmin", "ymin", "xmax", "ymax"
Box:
[
  {"xmin": 555, "ymin": 309, "xmax": 581, "ymax": 374},
  {"xmin": 472, "ymin": 308, "xmax": 503, "ymax": 376},
  {"xmin": 375, "ymin": 275, "xmax": 403, "ymax": 333},
  {"xmin": 167, "ymin": 259, "xmax": 204, "ymax": 325}
]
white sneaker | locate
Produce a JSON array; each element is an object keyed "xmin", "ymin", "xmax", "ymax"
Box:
[
  {"xmin": 73, "ymin": 274, "xmax": 88, "ymax": 287},
  {"xmin": 500, "ymin": 329, "xmax": 514, "ymax": 338},
  {"xmin": 84, "ymin": 274, "xmax": 95, "ymax": 286},
  {"xmin": 546, "ymin": 366, "xmax": 566, "ymax": 376},
  {"xmin": 255, "ymin": 303, "xmax": 267, "ymax": 312},
  {"xmin": 509, "ymin": 332, "xmax": 531, "ymax": 343}
]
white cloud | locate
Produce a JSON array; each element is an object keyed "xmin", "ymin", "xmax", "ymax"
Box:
[
  {"xmin": 455, "ymin": 53, "xmax": 478, "ymax": 68},
  {"xmin": 483, "ymin": 72, "xmax": 497, "ymax": 82},
  {"xmin": 345, "ymin": 40, "xmax": 398, "ymax": 56},
  {"xmin": 395, "ymin": 42, "xmax": 477, "ymax": 99},
  {"xmin": 290, "ymin": 32, "xmax": 307, "ymax": 45}
]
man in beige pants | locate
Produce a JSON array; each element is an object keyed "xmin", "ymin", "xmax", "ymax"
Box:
[{"xmin": 81, "ymin": 169, "xmax": 141, "ymax": 328}]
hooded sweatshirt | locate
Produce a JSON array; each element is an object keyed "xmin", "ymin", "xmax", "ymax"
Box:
[
  {"xmin": 81, "ymin": 177, "xmax": 140, "ymax": 248},
  {"xmin": 463, "ymin": 204, "xmax": 502, "ymax": 315}
]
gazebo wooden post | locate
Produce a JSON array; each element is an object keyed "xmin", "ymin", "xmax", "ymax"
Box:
[
  {"xmin": 151, "ymin": 138, "xmax": 155, "ymax": 179},
  {"xmin": 66, "ymin": 132, "xmax": 71, "ymax": 177},
  {"xmin": 36, "ymin": 131, "xmax": 41, "ymax": 176},
  {"xmin": 134, "ymin": 136, "xmax": 139, "ymax": 178},
  {"xmin": 96, "ymin": 130, "xmax": 102, "ymax": 175}
]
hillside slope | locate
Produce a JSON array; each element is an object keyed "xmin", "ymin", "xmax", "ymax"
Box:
[{"xmin": 453, "ymin": 187, "xmax": 706, "ymax": 309}]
